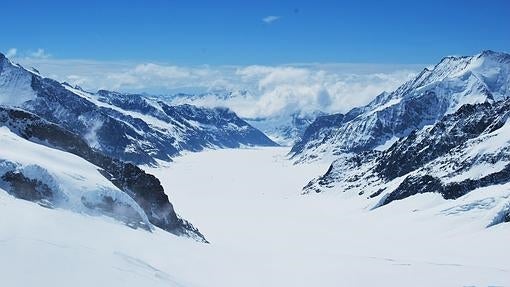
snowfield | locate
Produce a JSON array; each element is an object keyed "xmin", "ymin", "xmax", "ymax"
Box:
[{"xmin": 1, "ymin": 147, "xmax": 510, "ymax": 286}]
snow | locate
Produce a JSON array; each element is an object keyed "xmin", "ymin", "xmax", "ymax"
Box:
[
  {"xmin": 150, "ymin": 148, "xmax": 509, "ymax": 286},
  {"xmin": 445, "ymin": 161, "xmax": 508, "ymax": 183},
  {"xmin": 467, "ymin": 116, "xmax": 510, "ymax": 157},
  {"xmin": 1, "ymin": 147, "xmax": 509, "ymax": 286},
  {"xmin": 374, "ymin": 136, "xmax": 399, "ymax": 151},
  {"xmin": 63, "ymin": 86, "xmax": 269, "ymax": 150},
  {"xmin": 366, "ymin": 97, "xmax": 402, "ymax": 116},
  {"xmin": 0, "ymin": 188, "xmax": 190, "ymax": 287},
  {"xmin": 428, "ymin": 117, "xmax": 510, "ymax": 184}
]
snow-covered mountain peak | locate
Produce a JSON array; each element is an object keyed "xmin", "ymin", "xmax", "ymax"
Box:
[
  {"xmin": 291, "ymin": 50, "xmax": 510, "ymax": 162},
  {"xmin": 477, "ymin": 49, "xmax": 510, "ymax": 61},
  {"xmin": 415, "ymin": 50, "xmax": 510, "ymax": 91}
]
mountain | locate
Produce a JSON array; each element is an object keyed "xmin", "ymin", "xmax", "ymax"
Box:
[
  {"xmin": 0, "ymin": 52, "xmax": 298, "ymax": 241},
  {"xmin": 165, "ymin": 90, "xmax": 325, "ymax": 145},
  {"xmin": 0, "ymin": 124, "xmax": 152, "ymax": 229},
  {"xmin": 304, "ymin": 98, "xmax": 510, "ymax": 227},
  {"xmin": 291, "ymin": 50, "xmax": 510, "ymax": 162},
  {"xmin": 0, "ymin": 106, "xmax": 206, "ymax": 241},
  {"xmin": 0, "ymin": 53, "xmax": 276, "ymax": 165}
]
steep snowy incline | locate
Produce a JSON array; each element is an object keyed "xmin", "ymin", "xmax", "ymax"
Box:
[
  {"xmin": 0, "ymin": 54, "xmax": 37, "ymax": 106},
  {"xmin": 291, "ymin": 50, "xmax": 510, "ymax": 162},
  {"xmin": 0, "ymin": 106, "xmax": 205, "ymax": 240},
  {"xmin": 0, "ymin": 126, "xmax": 151, "ymax": 229}
]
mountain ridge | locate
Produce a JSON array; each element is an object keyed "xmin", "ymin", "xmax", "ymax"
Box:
[
  {"xmin": 0, "ymin": 106, "xmax": 207, "ymax": 241},
  {"xmin": 291, "ymin": 50, "xmax": 510, "ymax": 163}
]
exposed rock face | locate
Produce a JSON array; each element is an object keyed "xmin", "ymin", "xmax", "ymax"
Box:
[
  {"xmin": 373, "ymin": 101, "xmax": 507, "ymax": 181},
  {"xmin": 1, "ymin": 171, "xmax": 53, "ymax": 203},
  {"xmin": 295, "ymin": 51, "xmax": 510, "ymax": 227}
]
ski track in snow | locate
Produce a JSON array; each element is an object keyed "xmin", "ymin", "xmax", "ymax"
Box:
[{"xmin": 1, "ymin": 147, "xmax": 509, "ymax": 287}]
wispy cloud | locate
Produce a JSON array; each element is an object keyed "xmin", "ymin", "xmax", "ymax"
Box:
[
  {"xmin": 14, "ymin": 55, "xmax": 422, "ymax": 118},
  {"xmin": 30, "ymin": 48, "xmax": 51, "ymax": 59},
  {"xmin": 5, "ymin": 48, "xmax": 17, "ymax": 58},
  {"xmin": 262, "ymin": 16, "xmax": 280, "ymax": 24}
]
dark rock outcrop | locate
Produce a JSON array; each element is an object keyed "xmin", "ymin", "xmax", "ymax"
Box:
[{"xmin": 1, "ymin": 171, "xmax": 53, "ymax": 203}]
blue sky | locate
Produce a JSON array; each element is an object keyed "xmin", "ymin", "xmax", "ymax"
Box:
[
  {"xmin": 2, "ymin": 0, "xmax": 509, "ymax": 118},
  {"xmin": 2, "ymin": 0, "xmax": 509, "ymax": 65}
]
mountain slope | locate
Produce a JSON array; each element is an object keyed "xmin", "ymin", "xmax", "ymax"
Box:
[
  {"xmin": 291, "ymin": 51, "xmax": 510, "ymax": 162},
  {"xmin": 0, "ymin": 107, "xmax": 206, "ymax": 240},
  {"xmin": 0, "ymin": 125, "xmax": 152, "ymax": 229},
  {"xmin": 303, "ymin": 99, "xmax": 510, "ymax": 227},
  {"xmin": 0, "ymin": 53, "xmax": 276, "ymax": 165}
]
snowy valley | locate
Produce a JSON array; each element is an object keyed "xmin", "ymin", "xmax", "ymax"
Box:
[
  {"xmin": 0, "ymin": 49, "xmax": 510, "ymax": 287},
  {"xmin": 1, "ymin": 148, "xmax": 509, "ymax": 286}
]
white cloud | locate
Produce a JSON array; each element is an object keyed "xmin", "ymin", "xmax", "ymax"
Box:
[
  {"xmin": 15, "ymin": 56, "xmax": 422, "ymax": 118},
  {"xmin": 262, "ymin": 16, "xmax": 280, "ymax": 24},
  {"xmin": 105, "ymin": 63, "xmax": 224, "ymax": 91},
  {"xmin": 66, "ymin": 75, "xmax": 89, "ymax": 86},
  {"xmin": 227, "ymin": 64, "xmax": 417, "ymax": 118},
  {"xmin": 5, "ymin": 48, "xmax": 17, "ymax": 58},
  {"xmin": 30, "ymin": 48, "xmax": 51, "ymax": 59}
]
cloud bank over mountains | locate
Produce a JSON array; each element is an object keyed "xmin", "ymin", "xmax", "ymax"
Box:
[{"xmin": 9, "ymin": 50, "xmax": 421, "ymax": 118}]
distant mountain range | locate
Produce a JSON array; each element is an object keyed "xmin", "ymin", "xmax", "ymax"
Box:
[
  {"xmin": 164, "ymin": 90, "xmax": 326, "ymax": 145},
  {"xmin": 244, "ymin": 111, "xmax": 326, "ymax": 146}
]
